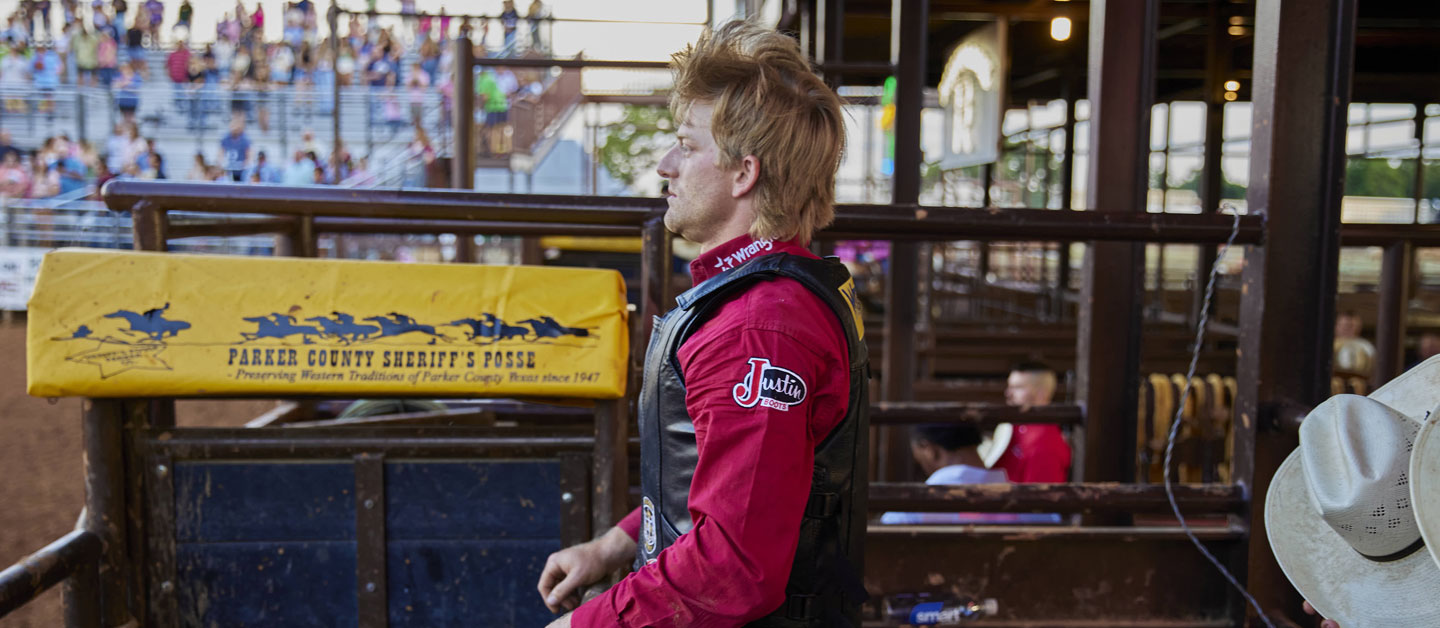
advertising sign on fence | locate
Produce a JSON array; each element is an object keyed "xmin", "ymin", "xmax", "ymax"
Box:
[
  {"xmin": 0, "ymin": 247, "xmax": 48, "ymax": 311},
  {"xmin": 27, "ymin": 249, "xmax": 629, "ymax": 399}
]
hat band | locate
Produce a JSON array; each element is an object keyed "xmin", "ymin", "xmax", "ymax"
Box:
[{"xmin": 1358, "ymin": 536, "xmax": 1426, "ymax": 563}]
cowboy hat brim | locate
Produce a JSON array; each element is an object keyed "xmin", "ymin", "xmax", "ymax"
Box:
[
  {"xmin": 1266, "ymin": 354, "xmax": 1440, "ymax": 627},
  {"xmin": 1409, "ymin": 407, "xmax": 1440, "ymax": 590},
  {"xmin": 1266, "ymin": 453, "xmax": 1440, "ymax": 628},
  {"xmin": 979, "ymin": 423, "xmax": 1013, "ymax": 469}
]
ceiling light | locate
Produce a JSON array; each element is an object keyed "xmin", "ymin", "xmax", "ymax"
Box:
[
  {"xmin": 1228, "ymin": 26, "xmax": 1245, "ymax": 36},
  {"xmin": 1224, "ymin": 91, "xmax": 1238, "ymax": 102},
  {"xmin": 1224, "ymin": 80, "xmax": 1240, "ymax": 92},
  {"xmin": 1051, "ymin": 17, "xmax": 1072, "ymax": 41}
]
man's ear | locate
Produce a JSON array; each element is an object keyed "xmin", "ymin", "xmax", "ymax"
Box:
[{"xmin": 731, "ymin": 154, "xmax": 760, "ymax": 198}]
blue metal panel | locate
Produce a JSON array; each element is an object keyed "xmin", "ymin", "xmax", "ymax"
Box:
[
  {"xmin": 385, "ymin": 461, "xmax": 562, "ymax": 540},
  {"xmin": 175, "ymin": 541, "xmax": 357, "ymax": 627},
  {"xmin": 386, "ymin": 540, "xmax": 559, "ymax": 628},
  {"xmin": 174, "ymin": 462, "xmax": 356, "ymax": 542}
]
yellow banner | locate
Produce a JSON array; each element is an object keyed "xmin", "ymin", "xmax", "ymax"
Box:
[{"xmin": 27, "ymin": 250, "xmax": 629, "ymax": 399}]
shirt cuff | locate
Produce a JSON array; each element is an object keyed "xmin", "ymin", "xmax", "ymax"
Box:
[{"xmin": 618, "ymin": 506, "xmax": 642, "ymax": 541}]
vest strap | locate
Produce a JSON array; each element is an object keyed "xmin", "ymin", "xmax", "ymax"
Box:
[
  {"xmin": 784, "ymin": 594, "xmax": 818, "ymax": 620},
  {"xmin": 804, "ymin": 492, "xmax": 840, "ymax": 519}
]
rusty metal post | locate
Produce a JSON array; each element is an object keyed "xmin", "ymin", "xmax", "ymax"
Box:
[
  {"xmin": 62, "ymin": 550, "xmax": 101, "ymax": 628},
  {"xmin": 354, "ymin": 453, "xmax": 387, "ymax": 628},
  {"xmin": 817, "ymin": 0, "xmax": 844, "ymax": 89},
  {"xmin": 1191, "ymin": 0, "xmax": 1230, "ymax": 328},
  {"xmin": 1074, "ymin": 0, "xmax": 1155, "ymax": 490},
  {"xmin": 1052, "ymin": 79, "xmax": 1077, "ymax": 322},
  {"xmin": 640, "ymin": 217, "xmax": 673, "ymax": 352},
  {"xmin": 83, "ymin": 399, "xmax": 130, "ymax": 626},
  {"xmin": 1235, "ymin": 0, "xmax": 1356, "ymax": 623},
  {"xmin": 1375, "ymin": 241, "xmax": 1413, "ymax": 384},
  {"xmin": 592, "ymin": 399, "xmax": 629, "ymax": 532},
  {"xmin": 451, "ymin": 37, "xmax": 475, "ymax": 191},
  {"xmin": 879, "ymin": 0, "xmax": 926, "ymax": 482},
  {"xmin": 291, "ymin": 214, "xmax": 318, "ymax": 258},
  {"xmin": 131, "ymin": 202, "xmax": 168, "ymax": 251}
]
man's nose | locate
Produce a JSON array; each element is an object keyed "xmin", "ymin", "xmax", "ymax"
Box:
[{"xmin": 656, "ymin": 147, "xmax": 677, "ymax": 179}]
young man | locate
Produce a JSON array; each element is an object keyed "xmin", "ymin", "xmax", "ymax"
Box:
[
  {"xmin": 881, "ymin": 424, "xmax": 1060, "ymax": 525},
  {"xmin": 991, "ymin": 362, "xmax": 1073, "ymax": 483},
  {"xmin": 536, "ymin": 20, "xmax": 867, "ymax": 627}
]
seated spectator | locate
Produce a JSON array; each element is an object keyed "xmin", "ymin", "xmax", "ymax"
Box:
[
  {"xmin": 33, "ymin": 44, "xmax": 60, "ymax": 111},
  {"xmin": 2, "ymin": 43, "xmax": 32, "ymax": 113},
  {"xmin": 0, "ymin": 150, "xmax": 31, "ymax": 197},
  {"xmin": 243, "ymin": 149, "xmax": 279, "ymax": 183},
  {"xmin": 990, "ymin": 362, "xmax": 1074, "ymax": 483},
  {"xmin": 186, "ymin": 151, "xmax": 207, "ymax": 180},
  {"xmin": 880, "ymin": 424, "xmax": 1061, "ymax": 525},
  {"xmin": 1333, "ymin": 310, "xmax": 1376, "ymax": 378},
  {"xmin": 138, "ymin": 152, "xmax": 164, "ymax": 179},
  {"xmin": 281, "ymin": 149, "xmax": 314, "ymax": 185}
]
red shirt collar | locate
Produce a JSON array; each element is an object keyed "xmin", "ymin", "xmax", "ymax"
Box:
[{"xmin": 689, "ymin": 234, "xmax": 816, "ymax": 286}]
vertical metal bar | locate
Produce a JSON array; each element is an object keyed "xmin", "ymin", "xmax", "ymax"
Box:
[
  {"xmin": 558, "ymin": 453, "xmax": 593, "ymax": 548},
  {"xmin": 1054, "ymin": 84, "xmax": 1077, "ymax": 321},
  {"xmin": 454, "ymin": 234, "xmax": 475, "ymax": 263},
  {"xmin": 355, "ymin": 453, "xmax": 387, "ymax": 628},
  {"xmin": 1414, "ymin": 105, "xmax": 1427, "ymax": 224},
  {"xmin": 131, "ymin": 202, "xmax": 168, "ymax": 252},
  {"xmin": 451, "ymin": 37, "xmax": 475, "ymax": 191},
  {"xmin": 818, "ymin": 0, "xmax": 844, "ymax": 89},
  {"xmin": 62, "ymin": 552, "xmax": 101, "ymax": 628},
  {"xmin": 293, "ymin": 214, "xmax": 318, "ymax": 258},
  {"xmin": 640, "ymin": 217, "xmax": 673, "ymax": 352},
  {"xmin": 329, "ymin": 5, "xmax": 341, "ymax": 156},
  {"xmin": 142, "ymin": 452, "xmax": 176, "ymax": 627},
  {"xmin": 1375, "ymin": 241, "xmax": 1413, "ymax": 384},
  {"xmin": 1192, "ymin": 0, "xmax": 1229, "ymax": 327},
  {"xmin": 592, "ymin": 399, "xmax": 629, "ymax": 532},
  {"xmin": 82, "ymin": 399, "xmax": 130, "ymax": 627},
  {"xmin": 1235, "ymin": 0, "xmax": 1356, "ymax": 622},
  {"xmin": 1074, "ymin": 0, "xmax": 1155, "ymax": 492},
  {"xmin": 880, "ymin": 0, "xmax": 926, "ymax": 482}
]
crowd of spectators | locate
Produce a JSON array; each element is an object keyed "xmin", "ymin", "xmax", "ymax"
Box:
[{"xmin": 0, "ymin": 0, "xmax": 555, "ymax": 199}]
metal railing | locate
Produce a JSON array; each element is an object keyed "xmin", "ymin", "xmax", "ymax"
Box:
[
  {"xmin": 0, "ymin": 191, "xmax": 277, "ymax": 253},
  {"xmin": 0, "ymin": 527, "xmax": 102, "ymax": 626}
]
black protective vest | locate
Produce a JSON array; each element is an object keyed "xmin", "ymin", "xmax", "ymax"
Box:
[{"xmin": 635, "ymin": 253, "xmax": 870, "ymax": 627}]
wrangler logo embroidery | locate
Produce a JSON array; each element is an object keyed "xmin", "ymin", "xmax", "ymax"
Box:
[
  {"xmin": 714, "ymin": 239, "xmax": 774, "ymax": 272},
  {"xmin": 732, "ymin": 357, "xmax": 808, "ymax": 411}
]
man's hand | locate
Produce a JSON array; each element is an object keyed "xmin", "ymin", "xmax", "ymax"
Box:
[
  {"xmin": 537, "ymin": 526, "xmax": 637, "ymax": 614},
  {"xmin": 1303, "ymin": 600, "xmax": 1340, "ymax": 628}
]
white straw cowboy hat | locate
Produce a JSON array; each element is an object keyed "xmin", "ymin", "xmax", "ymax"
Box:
[
  {"xmin": 1267, "ymin": 355, "xmax": 1440, "ymax": 628},
  {"xmin": 978, "ymin": 424, "xmax": 1013, "ymax": 469}
]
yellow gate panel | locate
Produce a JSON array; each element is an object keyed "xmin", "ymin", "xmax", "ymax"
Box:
[{"xmin": 27, "ymin": 249, "xmax": 629, "ymax": 399}]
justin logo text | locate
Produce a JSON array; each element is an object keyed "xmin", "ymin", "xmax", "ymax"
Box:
[{"xmin": 732, "ymin": 357, "xmax": 808, "ymax": 411}]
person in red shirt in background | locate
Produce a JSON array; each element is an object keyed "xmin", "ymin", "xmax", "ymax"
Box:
[
  {"xmin": 992, "ymin": 362, "xmax": 1073, "ymax": 483},
  {"xmin": 536, "ymin": 19, "xmax": 868, "ymax": 628}
]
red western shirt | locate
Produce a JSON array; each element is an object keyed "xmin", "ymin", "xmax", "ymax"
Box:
[
  {"xmin": 992, "ymin": 423, "xmax": 1072, "ymax": 483},
  {"xmin": 572, "ymin": 235, "xmax": 851, "ymax": 627}
]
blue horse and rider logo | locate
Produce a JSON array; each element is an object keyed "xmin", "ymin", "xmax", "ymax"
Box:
[{"xmin": 56, "ymin": 304, "xmax": 593, "ymax": 356}]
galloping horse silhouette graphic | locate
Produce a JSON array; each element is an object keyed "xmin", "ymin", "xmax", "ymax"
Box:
[
  {"xmin": 481, "ymin": 313, "xmax": 533, "ymax": 341},
  {"xmin": 518, "ymin": 316, "xmax": 590, "ymax": 340},
  {"xmin": 446, "ymin": 317, "xmax": 492, "ymax": 341},
  {"xmin": 305, "ymin": 312, "xmax": 380, "ymax": 344},
  {"xmin": 241, "ymin": 313, "xmax": 323, "ymax": 342},
  {"xmin": 363, "ymin": 312, "xmax": 447, "ymax": 341},
  {"xmin": 103, "ymin": 303, "xmax": 192, "ymax": 341}
]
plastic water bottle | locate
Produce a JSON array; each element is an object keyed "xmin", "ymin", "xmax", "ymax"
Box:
[{"xmin": 882, "ymin": 594, "xmax": 999, "ymax": 625}]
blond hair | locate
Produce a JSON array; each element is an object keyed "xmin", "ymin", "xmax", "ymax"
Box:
[{"xmin": 669, "ymin": 20, "xmax": 844, "ymax": 245}]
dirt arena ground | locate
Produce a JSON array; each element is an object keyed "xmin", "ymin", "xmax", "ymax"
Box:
[{"xmin": 0, "ymin": 321, "xmax": 278, "ymax": 627}]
